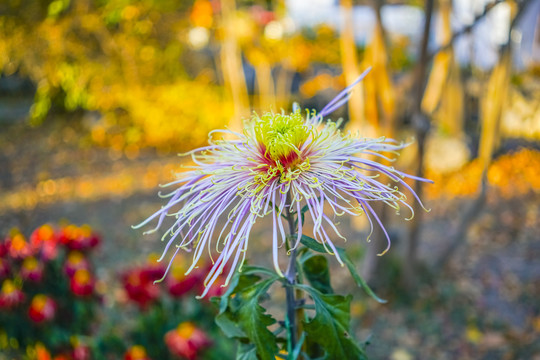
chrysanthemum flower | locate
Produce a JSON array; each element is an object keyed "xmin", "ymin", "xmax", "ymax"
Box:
[
  {"xmin": 134, "ymin": 68, "xmax": 430, "ymax": 297},
  {"xmin": 164, "ymin": 322, "xmax": 212, "ymax": 360},
  {"xmin": 28, "ymin": 294, "xmax": 56, "ymax": 323}
]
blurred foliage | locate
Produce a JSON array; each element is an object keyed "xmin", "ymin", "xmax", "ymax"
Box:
[
  {"xmin": 425, "ymin": 147, "xmax": 540, "ymax": 199},
  {"xmin": 0, "ymin": 0, "xmax": 232, "ymax": 152},
  {"xmin": 0, "ymin": 0, "xmax": 417, "ymax": 152},
  {"xmin": 0, "ymin": 0, "xmax": 537, "ymax": 161}
]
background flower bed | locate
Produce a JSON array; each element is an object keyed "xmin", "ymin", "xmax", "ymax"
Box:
[{"xmin": 0, "ymin": 223, "xmax": 233, "ymax": 359}]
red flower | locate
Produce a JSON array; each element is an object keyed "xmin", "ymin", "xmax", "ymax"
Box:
[
  {"xmin": 0, "ymin": 239, "xmax": 8, "ymax": 257},
  {"xmin": 124, "ymin": 345, "xmax": 151, "ymax": 360},
  {"xmin": 63, "ymin": 251, "xmax": 90, "ymax": 277},
  {"xmin": 121, "ymin": 268, "xmax": 160, "ymax": 309},
  {"xmin": 0, "ymin": 279, "xmax": 25, "ymax": 308},
  {"xmin": 28, "ymin": 294, "xmax": 56, "ymax": 323},
  {"xmin": 140, "ymin": 254, "xmax": 166, "ymax": 282},
  {"xmin": 201, "ymin": 281, "xmax": 225, "ymax": 298},
  {"xmin": 0, "ymin": 258, "xmax": 10, "ymax": 279},
  {"xmin": 30, "ymin": 224, "xmax": 59, "ymax": 261},
  {"xmin": 69, "ymin": 269, "xmax": 95, "ymax": 297},
  {"xmin": 164, "ymin": 322, "xmax": 211, "ymax": 360},
  {"xmin": 59, "ymin": 224, "xmax": 100, "ymax": 251},
  {"xmin": 166, "ymin": 258, "xmax": 199, "ymax": 298},
  {"xmin": 167, "ymin": 271, "xmax": 199, "ymax": 298},
  {"xmin": 21, "ymin": 256, "xmax": 44, "ymax": 282},
  {"xmin": 197, "ymin": 260, "xmax": 228, "ymax": 298}
]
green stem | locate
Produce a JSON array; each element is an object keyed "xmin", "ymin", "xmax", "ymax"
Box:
[{"xmin": 284, "ymin": 192, "xmax": 297, "ymax": 352}]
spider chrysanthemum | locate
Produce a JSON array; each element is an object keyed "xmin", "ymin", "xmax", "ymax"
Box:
[{"xmin": 134, "ymin": 69, "xmax": 430, "ymax": 297}]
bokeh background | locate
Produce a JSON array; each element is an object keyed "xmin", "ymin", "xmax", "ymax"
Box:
[{"xmin": 0, "ymin": 0, "xmax": 539, "ymax": 359}]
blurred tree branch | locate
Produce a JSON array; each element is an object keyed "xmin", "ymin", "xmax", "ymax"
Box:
[
  {"xmin": 402, "ymin": 0, "xmax": 434, "ymax": 289},
  {"xmin": 359, "ymin": 0, "xmax": 398, "ymax": 283},
  {"xmin": 220, "ymin": 0, "xmax": 250, "ymax": 132},
  {"xmin": 428, "ymin": 0, "xmax": 532, "ymax": 60},
  {"xmin": 434, "ymin": 0, "xmax": 532, "ymax": 272},
  {"xmin": 340, "ymin": 0, "xmax": 365, "ymax": 130}
]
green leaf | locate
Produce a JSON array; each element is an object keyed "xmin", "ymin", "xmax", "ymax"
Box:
[
  {"xmin": 218, "ymin": 273, "xmax": 261, "ymax": 313},
  {"xmin": 237, "ymin": 279, "xmax": 279, "ymax": 360},
  {"xmin": 336, "ymin": 247, "xmax": 387, "ymax": 304},
  {"xmin": 300, "ymin": 235, "xmax": 327, "ymax": 253},
  {"xmin": 240, "ymin": 265, "xmax": 281, "ymax": 278},
  {"xmin": 215, "ymin": 312, "xmax": 247, "ymax": 338},
  {"xmin": 302, "ymin": 255, "xmax": 333, "ymax": 294},
  {"xmin": 297, "ymin": 285, "xmax": 367, "ymax": 360},
  {"xmin": 300, "ymin": 235, "xmax": 386, "ymax": 303},
  {"xmin": 237, "ymin": 343, "xmax": 258, "ymax": 360},
  {"xmin": 216, "ymin": 271, "xmax": 281, "ymax": 360}
]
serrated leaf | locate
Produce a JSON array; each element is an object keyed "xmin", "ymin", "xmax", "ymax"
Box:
[
  {"xmin": 215, "ymin": 312, "xmax": 247, "ymax": 338},
  {"xmin": 297, "ymin": 285, "xmax": 367, "ymax": 360},
  {"xmin": 300, "ymin": 235, "xmax": 386, "ymax": 303},
  {"xmin": 237, "ymin": 279, "xmax": 279, "ymax": 360},
  {"xmin": 302, "ymin": 255, "xmax": 333, "ymax": 294},
  {"xmin": 218, "ymin": 273, "xmax": 261, "ymax": 313},
  {"xmin": 216, "ymin": 270, "xmax": 281, "ymax": 360}
]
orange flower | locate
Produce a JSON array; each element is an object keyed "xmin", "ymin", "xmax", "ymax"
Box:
[
  {"xmin": 190, "ymin": 0, "xmax": 213, "ymax": 28},
  {"xmin": 6, "ymin": 230, "xmax": 32, "ymax": 259},
  {"xmin": 35, "ymin": 343, "xmax": 52, "ymax": 360},
  {"xmin": 30, "ymin": 224, "xmax": 59, "ymax": 260},
  {"xmin": 124, "ymin": 345, "xmax": 151, "ymax": 360}
]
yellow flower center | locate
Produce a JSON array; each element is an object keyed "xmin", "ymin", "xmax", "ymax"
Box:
[
  {"xmin": 129, "ymin": 345, "xmax": 148, "ymax": 358},
  {"xmin": 31, "ymin": 294, "xmax": 49, "ymax": 311},
  {"xmin": 23, "ymin": 257, "xmax": 39, "ymax": 270},
  {"xmin": 11, "ymin": 234, "xmax": 27, "ymax": 251},
  {"xmin": 73, "ymin": 269, "xmax": 91, "ymax": 284},
  {"xmin": 67, "ymin": 251, "xmax": 84, "ymax": 265},
  {"xmin": 1, "ymin": 280, "xmax": 17, "ymax": 295},
  {"xmin": 176, "ymin": 322, "xmax": 196, "ymax": 338},
  {"xmin": 38, "ymin": 224, "xmax": 54, "ymax": 241},
  {"xmin": 254, "ymin": 111, "xmax": 309, "ymax": 163}
]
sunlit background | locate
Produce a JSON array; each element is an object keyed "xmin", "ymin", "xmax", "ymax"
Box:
[{"xmin": 0, "ymin": 0, "xmax": 539, "ymax": 359}]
